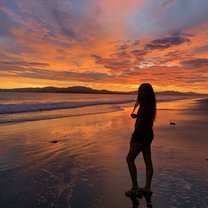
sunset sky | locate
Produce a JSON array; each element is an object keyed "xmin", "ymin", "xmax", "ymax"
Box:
[{"xmin": 0, "ymin": 0, "xmax": 208, "ymax": 93}]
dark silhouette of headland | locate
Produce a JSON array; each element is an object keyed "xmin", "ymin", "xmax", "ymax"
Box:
[{"xmin": 0, "ymin": 86, "xmax": 206, "ymax": 96}]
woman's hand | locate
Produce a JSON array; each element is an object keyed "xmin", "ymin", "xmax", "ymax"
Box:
[{"xmin": 130, "ymin": 113, "xmax": 137, "ymax": 119}]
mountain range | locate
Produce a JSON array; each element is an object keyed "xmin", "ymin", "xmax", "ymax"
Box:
[{"xmin": 0, "ymin": 86, "xmax": 206, "ymax": 96}]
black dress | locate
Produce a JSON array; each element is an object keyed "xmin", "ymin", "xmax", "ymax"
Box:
[{"xmin": 130, "ymin": 105, "xmax": 154, "ymax": 146}]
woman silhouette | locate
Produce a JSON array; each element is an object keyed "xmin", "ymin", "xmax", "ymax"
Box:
[{"xmin": 125, "ymin": 83, "xmax": 156, "ymax": 198}]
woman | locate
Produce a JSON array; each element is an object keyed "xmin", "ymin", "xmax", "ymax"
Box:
[{"xmin": 125, "ymin": 83, "xmax": 156, "ymax": 198}]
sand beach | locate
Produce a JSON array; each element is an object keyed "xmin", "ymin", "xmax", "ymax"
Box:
[{"xmin": 0, "ymin": 95, "xmax": 207, "ymax": 208}]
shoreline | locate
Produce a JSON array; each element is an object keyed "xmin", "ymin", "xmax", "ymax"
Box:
[
  {"xmin": 0, "ymin": 96, "xmax": 207, "ymax": 126},
  {"xmin": 0, "ymin": 97, "xmax": 207, "ymax": 208}
]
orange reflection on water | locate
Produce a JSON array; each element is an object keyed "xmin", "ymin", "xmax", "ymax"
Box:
[{"xmin": 0, "ymin": 97, "xmax": 208, "ymax": 207}]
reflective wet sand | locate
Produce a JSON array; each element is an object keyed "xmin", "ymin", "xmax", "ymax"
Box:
[{"xmin": 0, "ymin": 98, "xmax": 207, "ymax": 208}]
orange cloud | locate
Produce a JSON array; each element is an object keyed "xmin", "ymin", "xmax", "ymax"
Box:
[{"xmin": 0, "ymin": 0, "xmax": 207, "ymax": 93}]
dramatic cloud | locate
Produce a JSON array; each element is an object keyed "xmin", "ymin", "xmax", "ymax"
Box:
[
  {"xmin": 0, "ymin": 0, "xmax": 208, "ymax": 92},
  {"xmin": 0, "ymin": 64, "xmax": 115, "ymax": 82},
  {"xmin": 130, "ymin": 50, "xmax": 148, "ymax": 57},
  {"xmin": 181, "ymin": 58, "xmax": 208, "ymax": 68},
  {"xmin": 145, "ymin": 32, "xmax": 191, "ymax": 50},
  {"xmin": 0, "ymin": 61, "xmax": 49, "ymax": 68}
]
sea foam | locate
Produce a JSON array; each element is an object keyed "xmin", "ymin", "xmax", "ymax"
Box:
[{"xmin": 0, "ymin": 99, "xmax": 134, "ymax": 114}]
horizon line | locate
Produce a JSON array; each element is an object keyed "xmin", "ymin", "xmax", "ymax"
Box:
[{"xmin": 0, "ymin": 85, "xmax": 207, "ymax": 95}]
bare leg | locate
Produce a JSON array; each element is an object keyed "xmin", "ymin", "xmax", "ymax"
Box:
[
  {"xmin": 142, "ymin": 145, "xmax": 153, "ymax": 192},
  {"xmin": 126, "ymin": 142, "xmax": 143, "ymax": 187}
]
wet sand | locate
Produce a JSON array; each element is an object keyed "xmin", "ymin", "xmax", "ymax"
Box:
[{"xmin": 0, "ymin": 98, "xmax": 208, "ymax": 208}]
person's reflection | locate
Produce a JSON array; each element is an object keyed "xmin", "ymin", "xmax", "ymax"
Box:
[
  {"xmin": 143, "ymin": 193, "xmax": 153, "ymax": 208},
  {"xmin": 129, "ymin": 195, "xmax": 153, "ymax": 208},
  {"xmin": 129, "ymin": 196, "xmax": 140, "ymax": 208}
]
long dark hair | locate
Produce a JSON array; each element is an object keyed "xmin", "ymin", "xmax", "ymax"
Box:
[{"xmin": 136, "ymin": 83, "xmax": 156, "ymax": 121}]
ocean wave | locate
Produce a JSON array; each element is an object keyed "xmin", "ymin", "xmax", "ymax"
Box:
[
  {"xmin": 0, "ymin": 99, "xmax": 134, "ymax": 114},
  {"xmin": 0, "ymin": 105, "xmax": 123, "ymax": 124}
]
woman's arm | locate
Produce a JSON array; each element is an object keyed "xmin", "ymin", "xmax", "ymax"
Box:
[
  {"xmin": 131, "ymin": 96, "xmax": 140, "ymax": 114},
  {"xmin": 130, "ymin": 113, "xmax": 137, "ymax": 119}
]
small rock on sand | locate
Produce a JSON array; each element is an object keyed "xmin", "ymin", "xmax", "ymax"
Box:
[
  {"xmin": 49, "ymin": 140, "xmax": 58, "ymax": 143},
  {"xmin": 170, "ymin": 122, "xmax": 176, "ymax": 125}
]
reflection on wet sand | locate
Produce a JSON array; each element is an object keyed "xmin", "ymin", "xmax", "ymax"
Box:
[
  {"xmin": 129, "ymin": 194, "xmax": 153, "ymax": 208},
  {"xmin": 129, "ymin": 196, "xmax": 140, "ymax": 208},
  {"xmin": 0, "ymin": 98, "xmax": 207, "ymax": 207}
]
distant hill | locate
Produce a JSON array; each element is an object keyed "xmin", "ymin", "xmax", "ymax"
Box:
[
  {"xmin": 0, "ymin": 86, "xmax": 207, "ymax": 96},
  {"xmin": 0, "ymin": 86, "xmax": 126, "ymax": 94},
  {"xmin": 155, "ymin": 91, "xmax": 205, "ymax": 96}
]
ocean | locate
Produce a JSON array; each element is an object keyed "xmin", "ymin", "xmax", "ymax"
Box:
[
  {"xmin": 0, "ymin": 92, "xmax": 195, "ymax": 124},
  {"xmin": 0, "ymin": 92, "xmax": 207, "ymax": 207}
]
